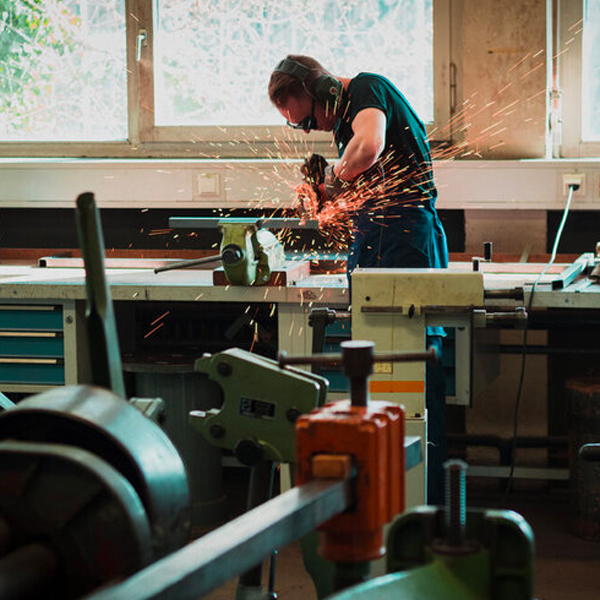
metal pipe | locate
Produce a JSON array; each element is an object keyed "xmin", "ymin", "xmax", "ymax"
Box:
[
  {"xmin": 168, "ymin": 217, "xmax": 319, "ymax": 230},
  {"xmin": 580, "ymin": 444, "xmax": 600, "ymax": 462},
  {"xmin": 484, "ymin": 288, "xmax": 525, "ymax": 301},
  {"xmin": 153, "ymin": 254, "xmax": 223, "ymax": 274},
  {"xmin": 278, "ymin": 348, "xmax": 438, "ymax": 369},
  {"xmin": 85, "ymin": 478, "xmax": 352, "ymax": 600},
  {"xmin": 238, "ymin": 461, "xmax": 276, "ymax": 590}
]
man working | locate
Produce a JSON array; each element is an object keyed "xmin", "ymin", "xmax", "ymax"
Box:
[{"xmin": 268, "ymin": 55, "xmax": 448, "ymax": 506}]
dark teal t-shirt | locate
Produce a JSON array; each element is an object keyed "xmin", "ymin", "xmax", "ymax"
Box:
[
  {"xmin": 334, "ymin": 72, "xmax": 438, "ymax": 208},
  {"xmin": 334, "ymin": 73, "xmax": 448, "ymax": 335}
]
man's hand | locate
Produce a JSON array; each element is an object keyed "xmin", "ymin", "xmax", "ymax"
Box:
[
  {"xmin": 322, "ymin": 164, "xmax": 349, "ymax": 202},
  {"xmin": 301, "ymin": 153, "xmax": 329, "ymax": 188}
]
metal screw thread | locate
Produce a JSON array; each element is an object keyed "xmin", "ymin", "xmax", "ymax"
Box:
[{"xmin": 444, "ymin": 459, "xmax": 467, "ymax": 546}]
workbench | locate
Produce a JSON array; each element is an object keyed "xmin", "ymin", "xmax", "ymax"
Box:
[{"xmin": 1, "ymin": 257, "xmax": 597, "ymax": 395}]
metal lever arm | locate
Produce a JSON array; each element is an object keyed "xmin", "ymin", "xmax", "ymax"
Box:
[
  {"xmin": 278, "ymin": 347, "xmax": 438, "ymax": 369},
  {"xmin": 75, "ymin": 193, "xmax": 126, "ymax": 398},
  {"xmin": 153, "ymin": 254, "xmax": 223, "ymax": 274}
]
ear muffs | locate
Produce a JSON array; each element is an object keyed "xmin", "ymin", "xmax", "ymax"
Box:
[{"xmin": 274, "ymin": 58, "xmax": 343, "ymax": 107}]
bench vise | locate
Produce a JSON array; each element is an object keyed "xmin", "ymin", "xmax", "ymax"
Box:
[{"xmin": 158, "ymin": 217, "xmax": 317, "ymax": 286}]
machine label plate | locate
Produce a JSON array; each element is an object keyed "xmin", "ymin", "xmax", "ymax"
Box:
[{"xmin": 240, "ymin": 397, "xmax": 276, "ymax": 420}]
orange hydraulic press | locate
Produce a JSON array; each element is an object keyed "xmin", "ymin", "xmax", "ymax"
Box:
[{"xmin": 282, "ymin": 340, "xmax": 437, "ymax": 592}]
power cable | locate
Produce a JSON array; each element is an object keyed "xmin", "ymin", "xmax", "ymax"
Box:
[{"xmin": 504, "ymin": 183, "xmax": 577, "ymax": 499}]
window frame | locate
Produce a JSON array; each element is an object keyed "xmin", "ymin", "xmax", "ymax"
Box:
[
  {"xmin": 559, "ymin": 0, "xmax": 600, "ymax": 157},
  {"xmin": 0, "ymin": 0, "xmax": 451, "ymax": 158}
]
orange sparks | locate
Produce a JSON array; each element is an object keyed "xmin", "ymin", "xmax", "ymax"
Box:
[
  {"xmin": 151, "ymin": 311, "xmax": 170, "ymax": 326},
  {"xmin": 144, "ymin": 322, "xmax": 164, "ymax": 339}
]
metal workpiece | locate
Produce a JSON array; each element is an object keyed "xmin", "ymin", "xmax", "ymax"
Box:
[
  {"xmin": 472, "ymin": 307, "xmax": 528, "ymax": 329},
  {"xmin": 84, "ymin": 478, "xmax": 353, "ymax": 600},
  {"xmin": 484, "ymin": 287, "xmax": 525, "ymax": 301},
  {"xmin": 0, "ymin": 385, "xmax": 190, "ymax": 559},
  {"xmin": 191, "ymin": 348, "xmax": 328, "ymax": 464},
  {"xmin": 551, "ymin": 252, "xmax": 594, "ymax": 290},
  {"xmin": 168, "ymin": 217, "xmax": 319, "ymax": 230},
  {"xmin": 75, "ymin": 192, "xmax": 126, "ymax": 398}
]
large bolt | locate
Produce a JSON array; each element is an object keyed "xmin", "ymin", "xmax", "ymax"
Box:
[
  {"xmin": 341, "ymin": 340, "xmax": 374, "ymax": 407},
  {"xmin": 210, "ymin": 424, "xmax": 226, "ymax": 439},
  {"xmin": 217, "ymin": 361, "xmax": 232, "ymax": 377},
  {"xmin": 444, "ymin": 459, "xmax": 467, "ymax": 546}
]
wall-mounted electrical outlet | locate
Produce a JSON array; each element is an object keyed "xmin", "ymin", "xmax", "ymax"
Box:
[
  {"xmin": 194, "ymin": 172, "xmax": 221, "ymax": 197},
  {"xmin": 562, "ymin": 173, "xmax": 586, "ymax": 196}
]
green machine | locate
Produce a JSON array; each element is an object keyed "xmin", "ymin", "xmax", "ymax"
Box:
[
  {"xmin": 156, "ymin": 217, "xmax": 318, "ymax": 286},
  {"xmin": 330, "ymin": 460, "xmax": 535, "ymax": 600},
  {"xmin": 190, "ymin": 347, "xmax": 328, "ymax": 465}
]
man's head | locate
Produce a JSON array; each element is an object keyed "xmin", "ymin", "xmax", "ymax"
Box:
[{"xmin": 268, "ymin": 55, "xmax": 342, "ymax": 133}]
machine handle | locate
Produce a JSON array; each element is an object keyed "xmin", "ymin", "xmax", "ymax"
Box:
[
  {"xmin": 278, "ymin": 346, "xmax": 438, "ymax": 369},
  {"xmin": 154, "ymin": 254, "xmax": 223, "ymax": 274}
]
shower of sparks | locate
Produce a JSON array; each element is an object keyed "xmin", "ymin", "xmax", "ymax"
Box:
[
  {"xmin": 151, "ymin": 311, "xmax": 170, "ymax": 326},
  {"xmin": 249, "ymin": 322, "xmax": 259, "ymax": 353},
  {"xmin": 144, "ymin": 322, "xmax": 164, "ymax": 339},
  {"xmin": 141, "ymin": 14, "xmax": 587, "ymax": 269}
]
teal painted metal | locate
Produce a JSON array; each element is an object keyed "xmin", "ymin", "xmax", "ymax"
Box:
[
  {"xmin": 0, "ymin": 336, "xmax": 64, "ymax": 358},
  {"xmin": 0, "ymin": 307, "xmax": 63, "ymax": 330},
  {"xmin": 75, "ymin": 193, "xmax": 126, "ymax": 398},
  {"xmin": 0, "ymin": 362, "xmax": 64, "ymax": 385}
]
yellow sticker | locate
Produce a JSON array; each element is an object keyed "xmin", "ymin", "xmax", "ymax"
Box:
[{"xmin": 373, "ymin": 362, "xmax": 393, "ymax": 374}]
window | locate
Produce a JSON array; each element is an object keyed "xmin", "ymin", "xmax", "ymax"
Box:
[
  {"xmin": 153, "ymin": 0, "xmax": 434, "ymax": 127},
  {"xmin": 559, "ymin": 0, "xmax": 600, "ymax": 156},
  {"xmin": 0, "ymin": 0, "xmax": 127, "ymax": 141},
  {"xmin": 582, "ymin": 0, "xmax": 600, "ymax": 142},
  {"xmin": 0, "ymin": 0, "xmax": 450, "ymax": 157}
]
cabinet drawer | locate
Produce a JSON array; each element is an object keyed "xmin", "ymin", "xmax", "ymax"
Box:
[
  {"xmin": 0, "ymin": 359, "xmax": 65, "ymax": 385},
  {"xmin": 0, "ymin": 306, "xmax": 63, "ymax": 331},
  {"xmin": 0, "ymin": 333, "xmax": 64, "ymax": 358}
]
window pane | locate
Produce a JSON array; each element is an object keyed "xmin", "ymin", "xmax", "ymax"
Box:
[
  {"xmin": 0, "ymin": 0, "xmax": 127, "ymax": 141},
  {"xmin": 582, "ymin": 0, "xmax": 600, "ymax": 141},
  {"xmin": 154, "ymin": 0, "xmax": 433, "ymax": 127}
]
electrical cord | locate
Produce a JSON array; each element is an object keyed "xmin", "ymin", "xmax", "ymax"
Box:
[{"xmin": 504, "ymin": 183, "xmax": 577, "ymax": 499}]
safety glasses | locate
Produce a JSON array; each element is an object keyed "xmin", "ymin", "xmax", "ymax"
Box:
[{"xmin": 286, "ymin": 98, "xmax": 317, "ymax": 133}]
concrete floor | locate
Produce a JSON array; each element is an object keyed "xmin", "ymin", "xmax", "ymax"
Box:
[{"xmin": 205, "ymin": 483, "xmax": 600, "ymax": 600}]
